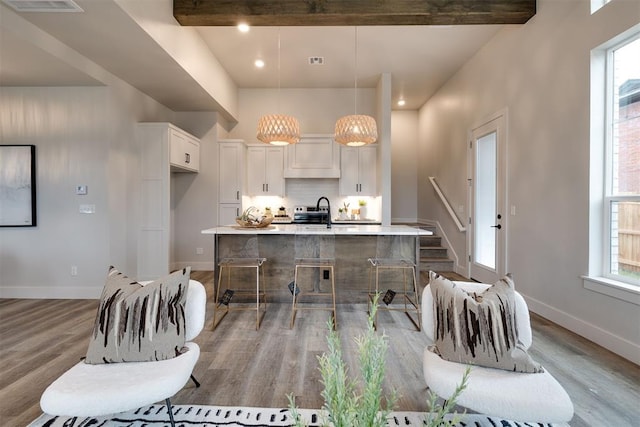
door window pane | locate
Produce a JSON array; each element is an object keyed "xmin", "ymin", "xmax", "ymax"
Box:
[{"xmin": 474, "ymin": 131, "xmax": 497, "ymax": 269}]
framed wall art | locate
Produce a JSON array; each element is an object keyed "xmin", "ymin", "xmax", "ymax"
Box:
[{"xmin": 0, "ymin": 145, "xmax": 37, "ymax": 227}]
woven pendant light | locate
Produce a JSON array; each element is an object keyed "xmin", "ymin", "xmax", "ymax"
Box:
[
  {"xmin": 257, "ymin": 28, "xmax": 300, "ymax": 145},
  {"xmin": 334, "ymin": 27, "xmax": 377, "ymax": 147},
  {"xmin": 257, "ymin": 114, "xmax": 300, "ymax": 146}
]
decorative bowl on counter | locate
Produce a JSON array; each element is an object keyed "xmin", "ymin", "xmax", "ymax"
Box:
[{"xmin": 235, "ymin": 216, "xmax": 273, "ymax": 228}]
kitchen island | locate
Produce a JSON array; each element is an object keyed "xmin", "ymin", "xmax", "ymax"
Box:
[{"xmin": 202, "ymin": 224, "xmax": 432, "ymax": 303}]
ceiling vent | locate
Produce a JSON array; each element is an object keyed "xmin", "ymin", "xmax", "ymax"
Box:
[
  {"xmin": 2, "ymin": 0, "xmax": 83, "ymax": 12},
  {"xmin": 308, "ymin": 57, "xmax": 325, "ymax": 65}
]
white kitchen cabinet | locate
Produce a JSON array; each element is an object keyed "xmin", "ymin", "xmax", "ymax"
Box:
[
  {"xmin": 218, "ymin": 140, "xmax": 246, "ymax": 225},
  {"xmin": 218, "ymin": 204, "xmax": 241, "ymax": 226},
  {"xmin": 284, "ymin": 134, "xmax": 340, "ymax": 178},
  {"xmin": 136, "ymin": 122, "xmax": 200, "ymax": 280},
  {"xmin": 169, "ymin": 127, "xmax": 200, "ymax": 172},
  {"xmin": 247, "ymin": 146, "xmax": 284, "ymax": 196},
  {"xmin": 339, "ymin": 145, "xmax": 377, "ymax": 196},
  {"xmin": 218, "ymin": 141, "xmax": 245, "ymax": 203}
]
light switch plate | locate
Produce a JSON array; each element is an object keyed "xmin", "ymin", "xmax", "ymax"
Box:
[{"xmin": 76, "ymin": 185, "xmax": 88, "ymax": 195}]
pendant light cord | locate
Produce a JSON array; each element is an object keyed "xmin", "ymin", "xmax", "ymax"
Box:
[
  {"xmin": 277, "ymin": 27, "xmax": 281, "ymax": 113},
  {"xmin": 354, "ymin": 26, "xmax": 358, "ymax": 115}
]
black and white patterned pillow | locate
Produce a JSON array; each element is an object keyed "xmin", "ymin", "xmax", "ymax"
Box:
[
  {"xmin": 84, "ymin": 266, "xmax": 190, "ymax": 364},
  {"xmin": 429, "ymin": 272, "xmax": 543, "ymax": 373}
]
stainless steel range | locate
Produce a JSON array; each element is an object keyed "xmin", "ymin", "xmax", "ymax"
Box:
[{"xmin": 292, "ymin": 205, "xmax": 330, "ymax": 224}]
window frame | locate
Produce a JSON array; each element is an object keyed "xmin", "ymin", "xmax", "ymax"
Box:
[
  {"xmin": 603, "ymin": 35, "xmax": 640, "ymax": 286},
  {"xmin": 585, "ymin": 30, "xmax": 640, "ymax": 305}
]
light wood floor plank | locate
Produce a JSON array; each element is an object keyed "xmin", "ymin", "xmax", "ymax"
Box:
[{"xmin": 0, "ymin": 270, "xmax": 638, "ymax": 426}]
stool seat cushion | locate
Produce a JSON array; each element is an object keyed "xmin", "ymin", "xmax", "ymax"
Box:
[{"xmin": 40, "ymin": 342, "xmax": 200, "ymax": 417}]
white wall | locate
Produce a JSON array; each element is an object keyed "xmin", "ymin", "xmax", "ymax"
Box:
[
  {"xmin": 417, "ymin": 0, "xmax": 640, "ymax": 363},
  {"xmin": 391, "ymin": 111, "xmax": 419, "ymax": 223},
  {"xmin": 231, "ymin": 88, "xmax": 377, "ymax": 142},
  {"xmin": 0, "ymin": 85, "xmax": 175, "ymax": 297},
  {"xmin": 0, "ymin": 86, "xmax": 224, "ymax": 298},
  {"xmin": 171, "ymin": 112, "xmax": 219, "ymax": 272}
]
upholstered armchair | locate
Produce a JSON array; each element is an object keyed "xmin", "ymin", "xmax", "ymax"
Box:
[
  {"xmin": 421, "ymin": 279, "xmax": 574, "ymax": 423},
  {"xmin": 40, "ymin": 278, "xmax": 206, "ymax": 426}
]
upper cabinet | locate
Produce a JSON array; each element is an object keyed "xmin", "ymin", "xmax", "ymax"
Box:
[
  {"xmin": 247, "ymin": 146, "xmax": 285, "ymax": 196},
  {"xmin": 218, "ymin": 141, "xmax": 245, "ymax": 204},
  {"xmin": 339, "ymin": 145, "xmax": 377, "ymax": 196},
  {"xmin": 284, "ymin": 134, "xmax": 340, "ymax": 178},
  {"xmin": 169, "ymin": 127, "xmax": 200, "ymax": 172}
]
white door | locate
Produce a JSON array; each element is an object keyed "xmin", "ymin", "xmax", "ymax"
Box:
[{"xmin": 469, "ymin": 114, "xmax": 507, "ymax": 283}]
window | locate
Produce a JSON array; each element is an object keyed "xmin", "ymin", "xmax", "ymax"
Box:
[{"xmin": 604, "ymin": 35, "xmax": 640, "ymax": 286}]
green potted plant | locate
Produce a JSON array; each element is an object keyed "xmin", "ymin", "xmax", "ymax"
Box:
[{"xmin": 288, "ymin": 296, "xmax": 469, "ymax": 426}]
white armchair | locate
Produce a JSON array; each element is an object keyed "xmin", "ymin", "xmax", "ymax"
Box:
[
  {"xmin": 40, "ymin": 279, "xmax": 206, "ymax": 426},
  {"xmin": 422, "ymin": 281, "xmax": 574, "ymax": 423}
]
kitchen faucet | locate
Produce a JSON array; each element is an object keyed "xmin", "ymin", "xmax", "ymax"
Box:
[{"xmin": 316, "ymin": 197, "xmax": 332, "ymax": 229}]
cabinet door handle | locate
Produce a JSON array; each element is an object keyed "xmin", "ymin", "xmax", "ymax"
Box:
[
  {"xmin": 185, "ymin": 153, "xmax": 190, "ymax": 164},
  {"xmin": 266, "ymin": 183, "xmax": 269, "ymax": 192},
  {"xmin": 236, "ymin": 191, "xmax": 239, "ymax": 200},
  {"xmin": 236, "ymin": 207, "xmax": 239, "ymax": 216}
]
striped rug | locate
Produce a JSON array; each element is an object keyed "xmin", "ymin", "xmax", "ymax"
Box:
[{"xmin": 29, "ymin": 404, "xmax": 570, "ymax": 426}]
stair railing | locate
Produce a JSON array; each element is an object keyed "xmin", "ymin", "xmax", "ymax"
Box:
[{"xmin": 428, "ymin": 177, "xmax": 466, "ymax": 232}]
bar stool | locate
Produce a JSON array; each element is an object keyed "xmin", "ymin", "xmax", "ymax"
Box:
[
  {"xmin": 367, "ymin": 234, "xmax": 421, "ymax": 331},
  {"xmin": 214, "ymin": 234, "xmax": 267, "ymax": 330},
  {"xmin": 291, "ymin": 233, "xmax": 337, "ymax": 329}
]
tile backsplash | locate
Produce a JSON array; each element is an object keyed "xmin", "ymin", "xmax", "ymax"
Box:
[{"xmin": 246, "ymin": 178, "xmax": 379, "ymax": 219}]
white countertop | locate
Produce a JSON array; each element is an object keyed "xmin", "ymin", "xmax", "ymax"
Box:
[{"xmin": 201, "ymin": 224, "xmax": 432, "ymax": 236}]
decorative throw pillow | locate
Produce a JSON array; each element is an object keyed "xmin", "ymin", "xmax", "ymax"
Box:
[
  {"xmin": 84, "ymin": 266, "xmax": 190, "ymax": 364},
  {"xmin": 429, "ymin": 271, "xmax": 543, "ymax": 373}
]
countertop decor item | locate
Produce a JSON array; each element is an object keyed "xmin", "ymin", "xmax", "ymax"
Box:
[
  {"xmin": 236, "ymin": 206, "xmax": 274, "ymax": 228},
  {"xmin": 235, "ymin": 217, "xmax": 274, "ymax": 228}
]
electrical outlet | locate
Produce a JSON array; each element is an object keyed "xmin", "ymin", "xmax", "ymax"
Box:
[
  {"xmin": 79, "ymin": 204, "xmax": 95, "ymax": 214},
  {"xmin": 323, "ymin": 270, "xmax": 330, "ymax": 280},
  {"xmin": 71, "ymin": 266, "xmax": 78, "ymax": 276},
  {"xmin": 196, "ymin": 247, "xmax": 204, "ymax": 255}
]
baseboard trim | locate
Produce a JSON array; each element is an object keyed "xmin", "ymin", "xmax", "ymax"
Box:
[
  {"xmin": 173, "ymin": 261, "xmax": 215, "ymax": 271},
  {"xmin": 0, "ymin": 286, "xmax": 102, "ymax": 299},
  {"xmin": 524, "ymin": 293, "xmax": 640, "ymax": 365}
]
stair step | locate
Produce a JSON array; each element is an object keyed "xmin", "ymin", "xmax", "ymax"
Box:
[
  {"xmin": 420, "ymin": 247, "xmax": 448, "ymax": 258},
  {"xmin": 420, "ymin": 235, "xmax": 441, "ymax": 246},
  {"xmin": 420, "ymin": 257, "xmax": 454, "ymax": 272}
]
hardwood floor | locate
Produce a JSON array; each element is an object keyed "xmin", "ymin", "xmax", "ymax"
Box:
[{"xmin": 0, "ymin": 270, "xmax": 638, "ymax": 426}]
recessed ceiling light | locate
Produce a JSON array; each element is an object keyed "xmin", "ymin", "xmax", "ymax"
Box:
[
  {"xmin": 237, "ymin": 23, "xmax": 250, "ymax": 33},
  {"xmin": 397, "ymin": 99, "xmax": 406, "ymax": 107},
  {"xmin": 254, "ymin": 59, "xmax": 265, "ymax": 68}
]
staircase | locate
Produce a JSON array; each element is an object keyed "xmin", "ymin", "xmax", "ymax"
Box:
[{"xmin": 417, "ymin": 225, "xmax": 455, "ymax": 274}]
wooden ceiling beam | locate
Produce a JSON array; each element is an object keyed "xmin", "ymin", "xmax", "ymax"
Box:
[{"xmin": 174, "ymin": 0, "xmax": 536, "ymax": 27}]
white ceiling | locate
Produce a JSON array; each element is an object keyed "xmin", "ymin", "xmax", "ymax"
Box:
[{"xmin": 0, "ymin": 0, "xmax": 504, "ymax": 111}]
